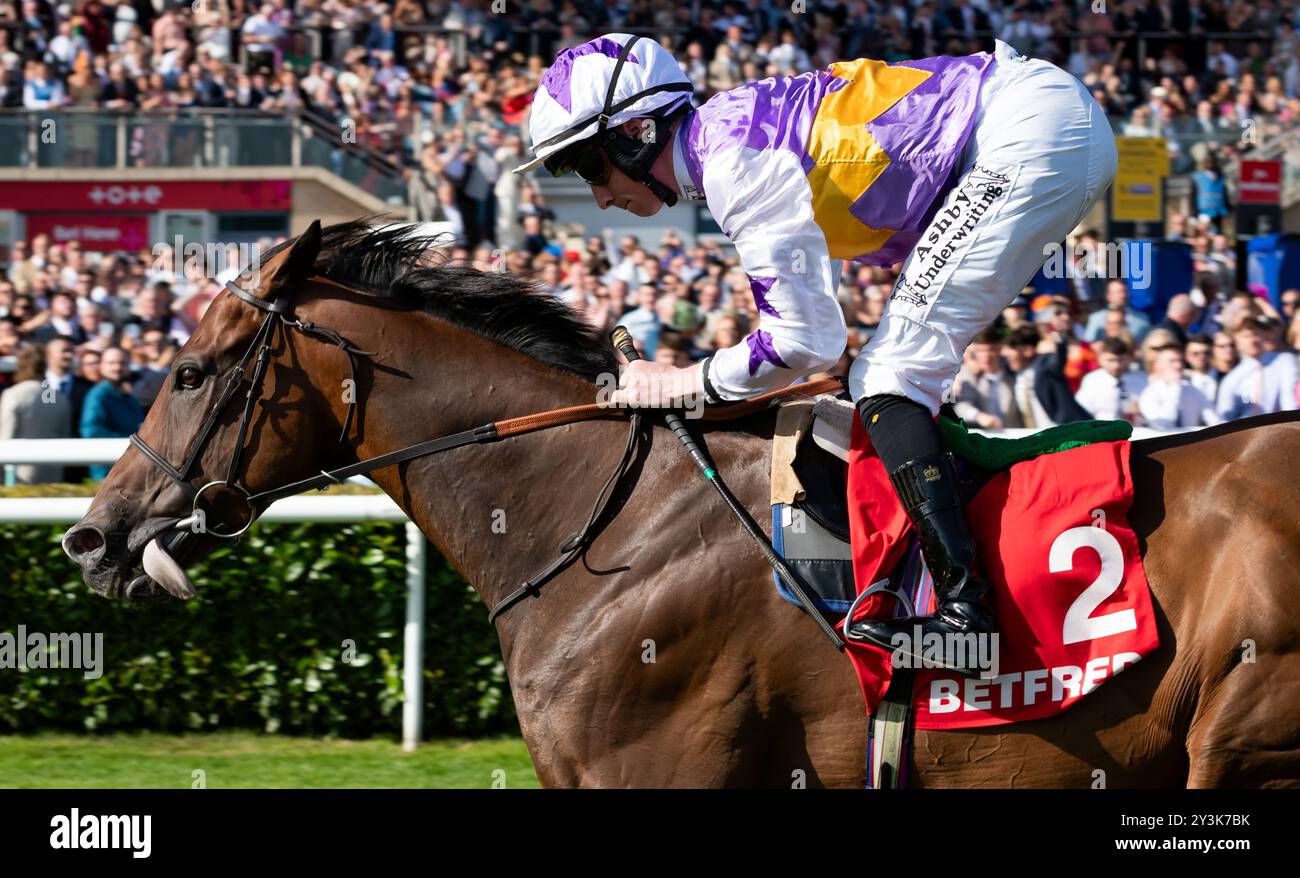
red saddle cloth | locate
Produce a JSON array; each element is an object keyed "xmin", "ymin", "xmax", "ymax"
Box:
[{"xmin": 842, "ymin": 418, "xmax": 1160, "ymax": 730}]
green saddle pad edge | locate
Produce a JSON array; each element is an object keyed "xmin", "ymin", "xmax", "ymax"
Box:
[{"xmin": 938, "ymin": 415, "xmax": 1133, "ymax": 472}]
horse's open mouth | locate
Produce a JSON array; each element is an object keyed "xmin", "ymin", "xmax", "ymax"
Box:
[{"xmin": 123, "ymin": 526, "xmax": 198, "ymax": 603}]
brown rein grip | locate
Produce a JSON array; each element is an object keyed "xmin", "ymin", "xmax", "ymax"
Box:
[{"xmin": 611, "ymin": 325, "xmax": 640, "ymax": 362}]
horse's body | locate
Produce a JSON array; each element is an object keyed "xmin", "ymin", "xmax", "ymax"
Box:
[{"xmin": 64, "ymin": 224, "xmax": 1300, "ymax": 787}]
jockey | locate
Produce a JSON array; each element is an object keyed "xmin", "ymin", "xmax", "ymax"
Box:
[{"xmin": 513, "ymin": 34, "xmax": 1118, "ymax": 671}]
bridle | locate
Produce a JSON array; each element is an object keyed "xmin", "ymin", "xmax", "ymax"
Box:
[
  {"xmin": 129, "ymin": 276, "xmax": 645, "ymax": 622},
  {"xmin": 130, "ymin": 279, "xmax": 373, "ymax": 538}
]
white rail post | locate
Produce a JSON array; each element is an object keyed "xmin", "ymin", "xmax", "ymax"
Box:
[{"xmin": 402, "ymin": 521, "xmax": 427, "ymax": 751}]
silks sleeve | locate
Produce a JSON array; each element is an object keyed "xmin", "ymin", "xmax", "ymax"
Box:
[{"xmin": 698, "ymin": 147, "xmax": 848, "ymax": 402}]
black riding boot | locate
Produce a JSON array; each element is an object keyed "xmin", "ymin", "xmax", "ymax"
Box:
[{"xmin": 848, "ymin": 397, "xmax": 998, "ymax": 674}]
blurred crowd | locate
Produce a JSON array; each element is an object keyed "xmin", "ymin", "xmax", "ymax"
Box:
[
  {"xmin": 0, "ymin": 234, "xmax": 205, "ymax": 480},
  {"xmin": 947, "ymin": 258, "xmax": 1300, "ymax": 433},
  {"xmin": 3, "ymin": 2, "xmax": 1300, "ymax": 482},
  {"xmin": 452, "ymin": 213, "xmax": 1300, "ymax": 436},
  {"xmin": 10, "ymin": 200, "xmax": 1297, "ymax": 484},
  {"xmin": 1, "ymin": 1, "xmax": 1298, "ymax": 245},
  {"xmin": 5, "ymin": 207, "xmax": 1299, "ymax": 483}
]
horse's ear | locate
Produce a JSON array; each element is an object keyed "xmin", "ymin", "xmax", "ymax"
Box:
[{"xmin": 272, "ymin": 220, "xmax": 322, "ymax": 294}]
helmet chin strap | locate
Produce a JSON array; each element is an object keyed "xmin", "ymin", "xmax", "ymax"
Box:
[
  {"xmin": 637, "ymin": 172, "xmax": 680, "ymax": 207},
  {"xmin": 600, "ymin": 105, "xmax": 688, "ymax": 207}
]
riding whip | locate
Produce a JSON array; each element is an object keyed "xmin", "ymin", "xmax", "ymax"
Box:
[{"xmin": 610, "ymin": 326, "xmax": 845, "ymax": 651}]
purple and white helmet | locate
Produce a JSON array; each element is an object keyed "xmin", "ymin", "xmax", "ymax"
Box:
[{"xmin": 511, "ymin": 33, "xmax": 694, "ymax": 175}]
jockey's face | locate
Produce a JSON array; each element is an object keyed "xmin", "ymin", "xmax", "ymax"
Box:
[
  {"xmin": 589, "ymin": 117, "xmax": 677, "ymax": 217},
  {"xmin": 591, "ymin": 164, "xmax": 664, "ymax": 217}
]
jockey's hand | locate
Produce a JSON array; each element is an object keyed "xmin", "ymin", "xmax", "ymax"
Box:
[{"xmin": 608, "ymin": 359, "xmax": 705, "ymax": 409}]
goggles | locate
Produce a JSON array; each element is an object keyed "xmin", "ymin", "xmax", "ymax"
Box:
[{"xmin": 544, "ymin": 141, "xmax": 613, "ymax": 186}]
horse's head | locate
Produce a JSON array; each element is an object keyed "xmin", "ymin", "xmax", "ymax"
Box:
[{"xmin": 62, "ymin": 221, "xmax": 349, "ymax": 602}]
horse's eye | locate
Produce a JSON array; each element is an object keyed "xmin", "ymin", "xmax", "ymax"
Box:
[{"xmin": 176, "ymin": 365, "xmax": 204, "ymax": 389}]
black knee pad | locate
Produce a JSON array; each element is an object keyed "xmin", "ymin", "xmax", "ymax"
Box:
[{"xmin": 856, "ymin": 394, "xmax": 944, "ymax": 472}]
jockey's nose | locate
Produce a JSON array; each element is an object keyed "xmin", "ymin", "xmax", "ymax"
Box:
[{"xmin": 592, "ymin": 185, "xmax": 614, "ymax": 209}]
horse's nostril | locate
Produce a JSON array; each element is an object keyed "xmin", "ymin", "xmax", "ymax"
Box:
[{"xmin": 62, "ymin": 525, "xmax": 106, "ymax": 560}]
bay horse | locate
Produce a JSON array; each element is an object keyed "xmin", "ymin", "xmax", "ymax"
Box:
[{"xmin": 63, "ymin": 222, "xmax": 1300, "ymax": 787}]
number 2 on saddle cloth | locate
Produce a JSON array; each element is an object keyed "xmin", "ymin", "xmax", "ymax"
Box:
[{"xmin": 842, "ymin": 417, "xmax": 1160, "ymax": 730}]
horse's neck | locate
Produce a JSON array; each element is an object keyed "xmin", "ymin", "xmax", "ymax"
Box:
[{"xmin": 356, "ymin": 324, "xmax": 629, "ymax": 621}]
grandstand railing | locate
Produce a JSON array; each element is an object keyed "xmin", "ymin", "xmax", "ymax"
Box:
[
  {"xmin": 0, "ymin": 108, "xmax": 408, "ymax": 204},
  {"xmin": 171, "ymin": 23, "xmax": 473, "ymax": 71},
  {"xmin": 929, "ymin": 28, "xmax": 1274, "ymax": 64}
]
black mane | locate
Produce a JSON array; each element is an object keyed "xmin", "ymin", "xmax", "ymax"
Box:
[{"xmin": 310, "ymin": 221, "xmax": 617, "ymax": 378}]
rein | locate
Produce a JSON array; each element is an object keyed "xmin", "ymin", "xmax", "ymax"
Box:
[{"xmin": 128, "ymin": 274, "xmax": 842, "ymax": 622}]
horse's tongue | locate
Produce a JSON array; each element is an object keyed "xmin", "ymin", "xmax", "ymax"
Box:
[{"xmin": 142, "ymin": 538, "xmax": 196, "ymax": 600}]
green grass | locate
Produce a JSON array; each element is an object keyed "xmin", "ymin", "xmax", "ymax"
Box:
[{"xmin": 0, "ymin": 732, "xmax": 539, "ymax": 789}]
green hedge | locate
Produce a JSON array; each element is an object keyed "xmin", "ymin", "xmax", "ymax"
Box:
[{"xmin": 0, "ymin": 496, "xmax": 517, "ymax": 737}]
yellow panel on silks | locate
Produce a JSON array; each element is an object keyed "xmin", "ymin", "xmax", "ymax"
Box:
[{"xmin": 806, "ymin": 59, "xmax": 932, "ymax": 260}]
